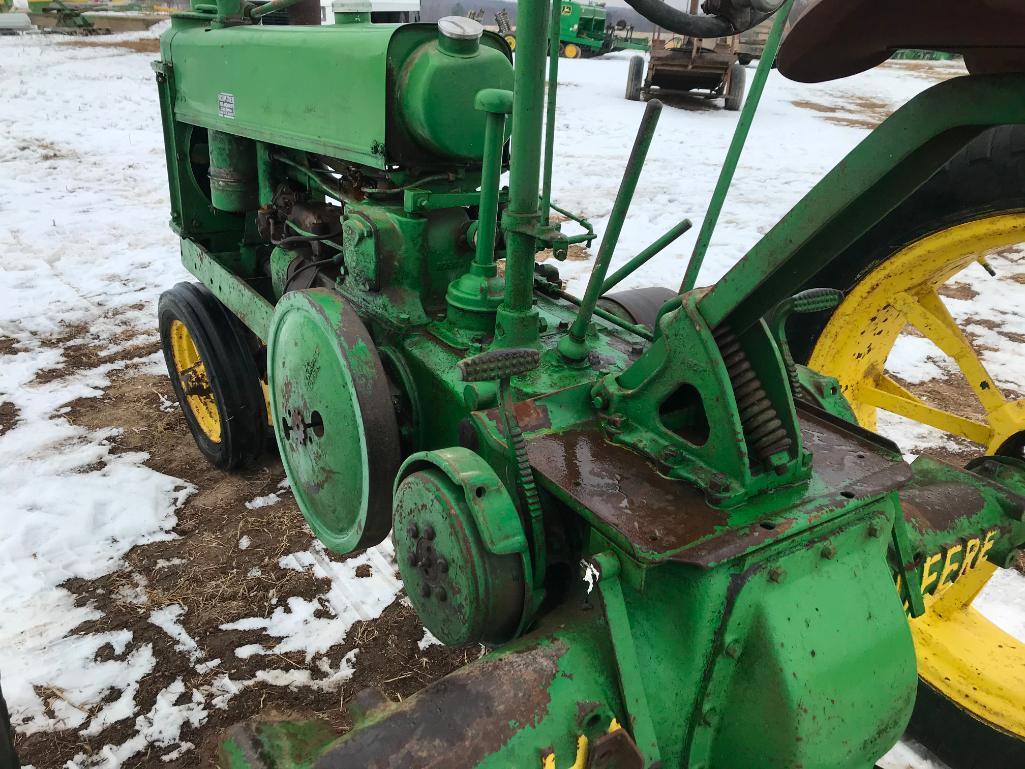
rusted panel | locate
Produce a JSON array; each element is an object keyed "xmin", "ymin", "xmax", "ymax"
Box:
[
  {"xmin": 528, "ymin": 425, "xmax": 728, "ymax": 556},
  {"xmin": 314, "ymin": 641, "xmax": 565, "ymax": 769},
  {"xmin": 528, "ymin": 408, "xmax": 909, "ymax": 567},
  {"xmin": 900, "ymin": 482, "xmax": 987, "ymax": 534}
]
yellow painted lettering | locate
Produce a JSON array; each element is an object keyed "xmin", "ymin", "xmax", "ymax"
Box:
[
  {"xmin": 937, "ymin": 544, "xmax": 963, "ymax": 591},
  {"xmin": 920, "ymin": 552, "xmax": 942, "ymax": 595},
  {"xmin": 959, "ymin": 537, "xmax": 981, "ymax": 576},
  {"xmin": 978, "ymin": 529, "xmax": 999, "ymax": 565}
]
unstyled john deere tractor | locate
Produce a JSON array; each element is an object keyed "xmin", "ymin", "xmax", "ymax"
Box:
[{"xmin": 152, "ymin": 0, "xmax": 1025, "ymax": 766}]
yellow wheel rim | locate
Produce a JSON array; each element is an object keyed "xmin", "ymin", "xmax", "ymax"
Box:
[
  {"xmin": 504, "ymin": 34, "xmax": 516, "ymax": 51},
  {"xmin": 809, "ymin": 212, "xmax": 1025, "ymax": 740},
  {"xmin": 809, "ymin": 213, "xmax": 1025, "ymax": 455},
  {"xmin": 169, "ymin": 319, "xmax": 222, "ymax": 443},
  {"xmin": 564, "ymin": 43, "xmax": 580, "ymax": 59}
]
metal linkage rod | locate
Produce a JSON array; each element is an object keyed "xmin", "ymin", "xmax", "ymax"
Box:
[
  {"xmin": 679, "ymin": 0, "xmax": 794, "ymax": 293},
  {"xmin": 540, "ymin": 0, "xmax": 561, "ymax": 224},
  {"xmin": 600, "ymin": 217, "xmax": 692, "ymax": 295},
  {"xmin": 558, "ymin": 99, "xmax": 663, "ymax": 361}
]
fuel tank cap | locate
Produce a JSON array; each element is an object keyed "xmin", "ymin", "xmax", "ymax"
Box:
[{"xmin": 437, "ymin": 15, "xmax": 484, "ymax": 40}]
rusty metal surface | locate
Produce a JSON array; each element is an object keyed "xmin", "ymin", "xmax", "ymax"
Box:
[
  {"xmin": 313, "ymin": 641, "xmax": 565, "ymax": 769},
  {"xmin": 528, "ymin": 425, "xmax": 726, "ymax": 556},
  {"xmin": 779, "ymin": 0, "xmax": 1025, "ymax": 83},
  {"xmin": 528, "ymin": 407, "xmax": 910, "ymax": 565},
  {"xmin": 900, "ymin": 482, "xmax": 987, "ymax": 533}
]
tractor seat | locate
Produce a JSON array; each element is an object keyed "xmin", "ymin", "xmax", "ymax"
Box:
[{"xmin": 777, "ymin": 0, "xmax": 1025, "ymax": 83}]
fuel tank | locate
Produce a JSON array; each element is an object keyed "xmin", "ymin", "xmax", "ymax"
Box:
[{"xmin": 159, "ymin": 16, "xmax": 512, "ymax": 170}]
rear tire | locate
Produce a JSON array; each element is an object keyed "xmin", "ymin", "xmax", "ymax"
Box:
[
  {"xmin": 724, "ymin": 61, "xmax": 746, "ymax": 111},
  {"xmin": 791, "ymin": 125, "xmax": 1025, "ymax": 769},
  {"xmin": 158, "ymin": 282, "xmax": 267, "ymax": 470},
  {"xmin": 625, "ymin": 55, "xmax": 644, "ymax": 101},
  {"xmin": 790, "ymin": 125, "xmax": 1025, "ymax": 363}
]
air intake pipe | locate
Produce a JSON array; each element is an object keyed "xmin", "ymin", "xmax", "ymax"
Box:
[{"xmin": 620, "ymin": 0, "xmax": 783, "ymax": 38}]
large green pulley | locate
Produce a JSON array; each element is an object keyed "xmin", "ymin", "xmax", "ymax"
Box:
[{"xmin": 268, "ymin": 289, "xmax": 401, "ymax": 554}]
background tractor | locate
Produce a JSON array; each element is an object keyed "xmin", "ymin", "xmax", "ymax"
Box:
[
  {"xmin": 501, "ymin": 0, "xmax": 648, "ymax": 59},
  {"xmin": 151, "ymin": 0, "xmax": 1025, "ymax": 767}
]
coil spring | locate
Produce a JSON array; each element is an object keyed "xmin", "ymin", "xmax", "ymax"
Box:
[{"xmin": 714, "ymin": 324, "xmax": 792, "ymax": 470}]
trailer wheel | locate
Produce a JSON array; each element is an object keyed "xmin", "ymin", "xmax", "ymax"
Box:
[
  {"xmin": 158, "ymin": 282, "xmax": 267, "ymax": 470},
  {"xmin": 625, "ymin": 55, "xmax": 644, "ymax": 101},
  {"xmin": 724, "ymin": 62, "xmax": 746, "ymax": 111},
  {"xmin": 791, "ymin": 125, "xmax": 1025, "ymax": 769}
]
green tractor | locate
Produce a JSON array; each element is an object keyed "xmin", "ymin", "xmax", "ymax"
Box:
[
  {"xmin": 151, "ymin": 0, "xmax": 1025, "ymax": 766},
  {"xmin": 502, "ymin": 1, "xmax": 648, "ymax": 59}
]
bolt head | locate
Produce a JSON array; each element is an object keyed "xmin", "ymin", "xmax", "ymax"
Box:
[
  {"xmin": 423, "ymin": 525, "xmax": 436, "ymax": 541},
  {"xmin": 724, "ymin": 641, "xmax": 741, "ymax": 659},
  {"xmin": 437, "ymin": 557, "xmax": 449, "ymax": 574},
  {"xmin": 821, "ymin": 543, "xmax": 837, "ymax": 560},
  {"xmin": 406, "ymin": 524, "xmax": 419, "ymax": 540},
  {"xmin": 868, "ymin": 522, "xmax": 882, "ymax": 538},
  {"xmin": 768, "ymin": 566, "xmax": 785, "ymax": 583}
]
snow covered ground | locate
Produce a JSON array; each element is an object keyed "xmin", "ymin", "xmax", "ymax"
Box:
[{"xmin": 0, "ymin": 26, "xmax": 1021, "ymax": 769}]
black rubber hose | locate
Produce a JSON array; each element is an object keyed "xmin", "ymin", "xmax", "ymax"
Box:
[{"xmin": 620, "ymin": 0, "xmax": 777, "ymax": 38}]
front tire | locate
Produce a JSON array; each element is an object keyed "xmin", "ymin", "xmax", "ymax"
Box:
[{"xmin": 158, "ymin": 282, "xmax": 267, "ymax": 470}]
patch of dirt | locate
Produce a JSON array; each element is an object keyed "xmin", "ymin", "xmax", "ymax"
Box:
[
  {"xmin": 965, "ymin": 316, "xmax": 1025, "ymax": 346},
  {"xmin": 537, "ymin": 243, "xmax": 593, "ymax": 263},
  {"xmin": 790, "ymin": 95, "xmax": 892, "ymax": 129},
  {"xmin": 14, "ymin": 351, "xmax": 468, "ymax": 769},
  {"xmin": 31, "ymin": 323, "xmax": 161, "ymax": 385},
  {"xmin": 59, "ymin": 38, "xmax": 161, "ymax": 54},
  {"xmin": 879, "ymin": 59, "xmax": 969, "ymax": 83},
  {"xmin": 0, "ymin": 336, "xmax": 26, "ymax": 356},
  {"xmin": 13, "ymin": 139, "xmax": 77, "ymax": 163},
  {"xmin": 938, "ymin": 282, "xmax": 979, "ymax": 301},
  {"xmin": 0, "ymin": 402, "xmax": 18, "ymax": 436}
]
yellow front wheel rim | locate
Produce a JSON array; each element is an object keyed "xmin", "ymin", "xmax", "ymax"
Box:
[
  {"xmin": 809, "ymin": 212, "xmax": 1025, "ymax": 740},
  {"xmin": 169, "ymin": 319, "xmax": 222, "ymax": 443},
  {"xmin": 564, "ymin": 43, "xmax": 580, "ymax": 59},
  {"xmin": 504, "ymin": 34, "xmax": 516, "ymax": 51}
]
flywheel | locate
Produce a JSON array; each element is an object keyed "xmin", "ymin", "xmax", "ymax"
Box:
[{"xmin": 267, "ymin": 289, "xmax": 401, "ymax": 554}]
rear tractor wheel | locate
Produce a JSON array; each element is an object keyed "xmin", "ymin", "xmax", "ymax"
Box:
[
  {"xmin": 158, "ymin": 282, "xmax": 267, "ymax": 470},
  {"xmin": 793, "ymin": 126, "xmax": 1025, "ymax": 769}
]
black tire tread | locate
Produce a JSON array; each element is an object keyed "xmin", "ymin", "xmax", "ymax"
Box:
[
  {"xmin": 158, "ymin": 282, "xmax": 266, "ymax": 470},
  {"xmin": 790, "ymin": 124, "xmax": 1025, "ymax": 362}
]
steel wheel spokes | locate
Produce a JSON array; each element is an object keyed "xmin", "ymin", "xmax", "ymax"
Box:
[{"xmin": 862, "ymin": 287, "xmax": 1022, "ymax": 453}]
